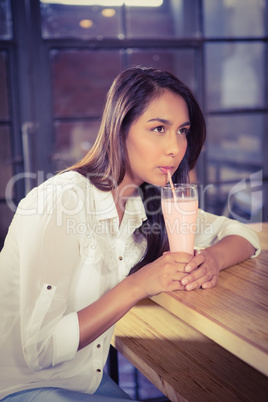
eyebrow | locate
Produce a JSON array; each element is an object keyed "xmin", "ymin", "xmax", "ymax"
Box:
[{"xmin": 147, "ymin": 118, "xmax": 191, "ymax": 127}]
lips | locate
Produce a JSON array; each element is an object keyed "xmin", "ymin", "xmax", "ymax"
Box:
[{"xmin": 159, "ymin": 166, "xmax": 173, "ymax": 174}]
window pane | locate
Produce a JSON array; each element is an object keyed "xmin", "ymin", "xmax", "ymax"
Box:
[
  {"xmin": 40, "ymin": 0, "xmax": 200, "ymax": 40},
  {"xmin": 127, "ymin": 48, "xmax": 197, "ymax": 95},
  {"xmin": 0, "ymin": 0, "xmax": 12, "ymax": 40},
  {"xmin": 0, "ymin": 126, "xmax": 13, "ymax": 199},
  {"xmin": 203, "ymin": 0, "xmax": 266, "ymax": 38},
  {"xmin": 126, "ymin": 0, "xmax": 200, "ymax": 39},
  {"xmin": 40, "ymin": 2, "xmax": 123, "ymax": 39},
  {"xmin": 0, "ymin": 52, "xmax": 9, "ymax": 120},
  {"xmin": 50, "ymin": 50, "xmax": 122, "ymax": 118},
  {"xmin": 205, "ymin": 180, "xmax": 263, "ymax": 225},
  {"xmin": 206, "ymin": 113, "xmax": 265, "ymax": 184},
  {"xmin": 205, "ymin": 43, "xmax": 266, "ymax": 111},
  {"xmin": 52, "ymin": 120, "xmax": 101, "ymax": 171}
]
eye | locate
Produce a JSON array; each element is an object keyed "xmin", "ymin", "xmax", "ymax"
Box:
[
  {"xmin": 153, "ymin": 126, "xmax": 165, "ymax": 133},
  {"xmin": 178, "ymin": 127, "xmax": 190, "ymax": 136}
]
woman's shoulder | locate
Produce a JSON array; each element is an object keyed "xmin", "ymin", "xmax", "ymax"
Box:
[
  {"xmin": 46, "ymin": 170, "xmax": 90, "ymax": 188},
  {"xmin": 17, "ymin": 171, "xmax": 93, "ymax": 214},
  {"xmin": 35, "ymin": 171, "xmax": 92, "ymax": 197}
]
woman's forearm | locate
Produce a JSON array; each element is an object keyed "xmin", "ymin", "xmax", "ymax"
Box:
[
  {"xmin": 77, "ymin": 273, "xmax": 142, "ymax": 350},
  {"xmin": 77, "ymin": 251, "xmax": 192, "ymax": 350},
  {"xmin": 206, "ymin": 235, "xmax": 256, "ymax": 271}
]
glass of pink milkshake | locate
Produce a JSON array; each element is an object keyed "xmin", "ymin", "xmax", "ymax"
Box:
[{"xmin": 161, "ymin": 183, "xmax": 198, "ymax": 255}]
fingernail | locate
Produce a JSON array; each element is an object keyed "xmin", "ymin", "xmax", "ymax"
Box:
[
  {"xmin": 185, "ymin": 265, "xmax": 191, "ymax": 272},
  {"xmin": 181, "ymin": 278, "xmax": 188, "ymax": 285},
  {"xmin": 186, "ymin": 284, "xmax": 193, "ymax": 291}
]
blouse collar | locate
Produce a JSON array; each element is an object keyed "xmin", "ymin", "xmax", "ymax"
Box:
[{"xmin": 92, "ymin": 185, "xmax": 147, "ymax": 228}]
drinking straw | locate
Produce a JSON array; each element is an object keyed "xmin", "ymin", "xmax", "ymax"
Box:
[{"xmin": 167, "ymin": 170, "xmax": 177, "ymax": 201}]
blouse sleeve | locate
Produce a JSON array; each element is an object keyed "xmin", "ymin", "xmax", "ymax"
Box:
[
  {"xmin": 15, "ymin": 181, "xmax": 86, "ymax": 371},
  {"xmin": 195, "ymin": 209, "xmax": 261, "ymax": 258}
]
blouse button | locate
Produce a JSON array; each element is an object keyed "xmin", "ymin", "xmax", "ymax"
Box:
[
  {"xmin": 119, "ymin": 256, "xmax": 123, "ymax": 261},
  {"xmin": 47, "ymin": 285, "xmax": 52, "ymax": 290},
  {"xmin": 96, "ymin": 368, "xmax": 101, "ymax": 373},
  {"xmin": 97, "ymin": 344, "xmax": 101, "ymax": 348}
]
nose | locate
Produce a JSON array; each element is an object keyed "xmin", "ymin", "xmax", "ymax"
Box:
[{"xmin": 165, "ymin": 132, "xmax": 181, "ymax": 157}]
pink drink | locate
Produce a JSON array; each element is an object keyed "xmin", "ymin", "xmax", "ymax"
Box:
[{"xmin": 162, "ymin": 197, "xmax": 198, "ymax": 255}]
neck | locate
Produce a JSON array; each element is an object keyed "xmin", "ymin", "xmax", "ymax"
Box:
[{"xmin": 112, "ymin": 176, "xmax": 141, "ymax": 224}]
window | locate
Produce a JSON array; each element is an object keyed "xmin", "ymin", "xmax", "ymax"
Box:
[
  {"xmin": 0, "ymin": 0, "xmax": 12, "ymax": 39},
  {"xmin": 1, "ymin": 0, "xmax": 267, "ymax": 251}
]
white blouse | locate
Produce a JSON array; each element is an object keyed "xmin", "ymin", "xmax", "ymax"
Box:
[{"xmin": 0, "ymin": 171, "xmax": 260, "ymax": 399}]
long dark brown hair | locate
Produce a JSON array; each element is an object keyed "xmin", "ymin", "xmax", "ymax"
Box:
[{"xmin": 68, "ymin": 66, "xmax": 206, "ymax": 273}]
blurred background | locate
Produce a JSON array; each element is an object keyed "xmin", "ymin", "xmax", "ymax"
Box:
[{"xmin": 0, "ymin": 0, "xmax": 267, "ymax": 249}]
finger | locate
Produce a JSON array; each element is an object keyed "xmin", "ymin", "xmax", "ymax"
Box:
[
  {"xmin": 176, "ymin": 262, "xmax": 189, "ymax": 273},
  {"xmin": 185, "ymin": 252, "xmax": 205, "ymax": 273},
  {"xmin": 173, "ymin": 272, "xmax": 188, "ymax": 281},
  {"xmin": 184, "ymin": 272, "xmax": 211, "ymax": 291},
  {"xmin": 168, "ymin": 281, "xmax": 186, "ymax": 292},
  {"xmin": 181, "ymin": 264, "xmax": 208, "ymax": 285},
  {"xmin": 194, "ymin": 249, "xmax": 204, "ymax": 256},
  {"xmin": 183, "ymin": 271, "xmax": 213, "ymax": 291},
  {"xmin": 196, "ymin": 250, "xmax": 206, "ymax": 260},
  {"xmin": 184, "ymin": 263, "xmax": 196, "ymax": 273},
  {"xmin": 184, "ymin": 280, "xmax": 200, "ymax": 291},
  {"xmin": 171, "ymin": 251, "xmax": 193, "ymax": 264},
  {"xmin": 201, "ymin": 275, "xmax": 218, "ymax": 289}
]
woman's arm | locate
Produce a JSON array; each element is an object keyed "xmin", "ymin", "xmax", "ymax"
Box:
[
  {"xmin": 176, "ymin": 210, "xmax": 261, "ymax": 291},
  {"xmin": 16, "ymin": 180, "xmax": 192, "ymax": 363},
  {"xmin": 15, "ymin": 184, "xmax": 84, "ymax": 370},
  {"xmin": 180, "ymin": 235, "xmax": 256, "ymax": 291},
  {"xmin": 78, "ymin": 251, "xmax": 190, "ymax": 350},
  {"xmin": 77, "ymin": 274, "xmax": 140, "ymax": 350}
]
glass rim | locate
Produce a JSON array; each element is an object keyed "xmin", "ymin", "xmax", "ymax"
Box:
[{"xmin": 162, "ymin": 183, "xmax": 197, "ymax": 190}]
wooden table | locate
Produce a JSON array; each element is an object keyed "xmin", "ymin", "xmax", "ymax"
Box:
[
  {"xmin": 151, "ymin": 222, "xmax": 268, "ymax": 377},
  {"xmin": 112, "ymin": 223, "xmax": 268, "ymax": 401}
]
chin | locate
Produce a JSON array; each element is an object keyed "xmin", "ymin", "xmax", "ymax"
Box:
[{"xmin": 147, "ymin": 177, "xmax": 168, "ymax": 188}]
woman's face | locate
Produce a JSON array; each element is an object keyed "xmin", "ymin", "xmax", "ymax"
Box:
[{"xmin": 124, "ymin": 89, "xmax": 189, "ymax": 188}]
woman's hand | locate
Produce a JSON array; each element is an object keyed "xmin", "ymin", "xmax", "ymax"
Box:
[
  {"xmin": 179, "ymin": 235, "xmax": 256, "ymax": 291},
  {"xmin": 180, "ymin": 248, "xmax": 220, "ymax": 291},
  {"xmin": 134, "ymin": 251, "xmax": 192, "ymax": 298}
]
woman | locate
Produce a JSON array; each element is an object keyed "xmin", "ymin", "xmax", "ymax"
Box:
[{"xmin": 0, "ymin": 67, "xmax": 260, "ymax": 401}]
